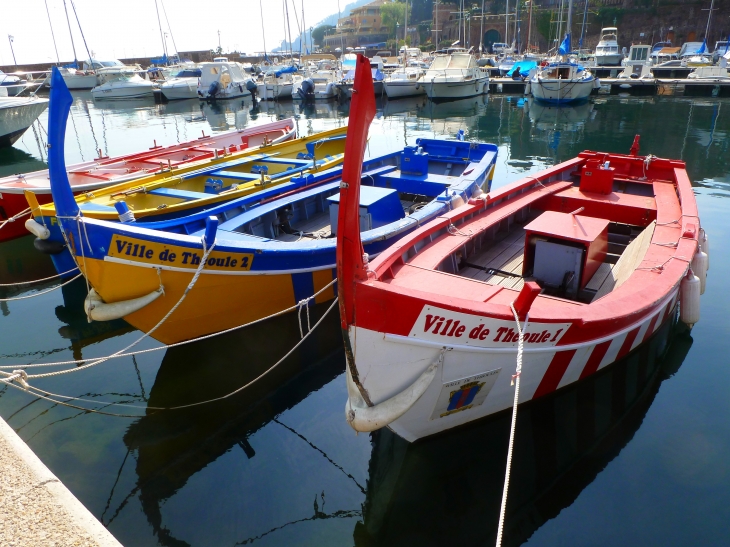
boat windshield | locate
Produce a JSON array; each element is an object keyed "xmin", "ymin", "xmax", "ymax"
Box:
[
  {"xmin": 429, "ymin": 56, "xmax": 449, "ymax": 70},
  {"xmin": 173, "ymin": 69, "xmax": 202, "ymax": 78},
  {"xmin": 449, "ymin": 54, "xmax": 472, "ymax": 69}
]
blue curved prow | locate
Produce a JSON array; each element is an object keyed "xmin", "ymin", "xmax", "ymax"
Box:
[{"xmin": 48, "ymin": 67, "xmax": 80, "ymax": 219}]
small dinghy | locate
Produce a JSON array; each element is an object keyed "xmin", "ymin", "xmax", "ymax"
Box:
[
  {"xmin": 44, "ymin": 62, "xmax": 498, "ymax": 345},
  {"xmin": 336, "ymin": 57, "xmax": 707, "ymax": 442}
]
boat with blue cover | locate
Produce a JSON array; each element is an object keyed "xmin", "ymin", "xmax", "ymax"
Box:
[{"xmin": 45, "ymin": 67, "xmax": 498, "ymax": 344}]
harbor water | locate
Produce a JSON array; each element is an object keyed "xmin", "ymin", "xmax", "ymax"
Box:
[{"xmin": 1, "ymin": 92, "xmax": 729, "ymax": 546}]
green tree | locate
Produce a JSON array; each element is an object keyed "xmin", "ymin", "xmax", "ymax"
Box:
[
  {"xmin": 381, "ymin": 1, "xmax": 407, "ymax": 38},
  {"xmin": 312, "ymin": 24, "xmax": 335, "ymax": 45}
]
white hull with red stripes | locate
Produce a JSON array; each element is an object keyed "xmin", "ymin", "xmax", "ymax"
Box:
[
  {"xmin": 346, "ymin": 291, "xmax": 679, "ymax": 442},
  {"xmin": 335, "ymin": 55, "xmax": 705, "ymax": 443}
]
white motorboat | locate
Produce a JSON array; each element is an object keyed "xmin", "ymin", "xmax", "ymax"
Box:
[
  {"xmin": 384, "ymin": 67, "xmax": 426, "ymax": 99},
  {"xmin": 529, "ymin": 61, "xmax": 596, "ymax": 104},
  {"xmin": 198, "ymin": 61, "xmax": 254, "ymax": 100},
  {"xmin": 617, "ymin": 44, "xmax": 653, "ymax": 79},
  {"xmin": 0, "ymin": 70, "xmax": 29, "ymax": 97},
  {"xmin": 257, "ymin": 66, "xmax": 297, "ymax": 101},
  {"xmin": 297, "ymin": 70, "xmax": 340, "ymax": 100},
  {"xmin": 594, "ymin": 27, "xmax": 623, "ymax": 66},
  {"xmin": 0, "ymin": 93, "xmax": 49, "ymax": 147},
  {"xmin": 58, "ymin": 67, "xmax": 98, "ymax": 90},
  {"xmin": 159, "ymin": 67, "xmax": 202, "ymax": 100},
  {"xmin": 498, "ymin": 55, "xmax": 518, "ymax": 76},
  {"xmin": 687, "ymin": 66, "xmax": 730, "ymax": 80},
  {"xmin": 423, "ymin": 51, "xmax": 489, "ymax": 101},
  {"xmin": 91, "ymin": 68, "xmax": 154, "ymax": 100}
]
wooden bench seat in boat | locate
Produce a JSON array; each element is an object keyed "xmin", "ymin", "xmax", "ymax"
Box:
[
  {"xmin": 206, "ymin": 171, "xmax": 262, "ymax": 182},
  {"xmin": 79, "ymin": 202, "xmax": 117, "ymax": 212},
  {"xmin": 206, "ymin": 165, "xmax": 401, "ymax": 237},
  {"xmin": 407, "ymin": 180, "xmax": 573, "ymax": 272}
]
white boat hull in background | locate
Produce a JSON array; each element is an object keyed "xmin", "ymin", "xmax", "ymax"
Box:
[
  {"xmin": 258, "ymin": 82, "xmax": 293, "ymax": 100},
  {"xmin": 384, "ymin": 80, "xmax": 426, "ymax": 98},
  {"xmin": 424, "ymin": 77, "xmax": 489, "ymax": 100},
  {"xmin": 61, "ymin": 73, "xmax": 98, "ymax": 90},
  {"xmin": 595, "ymin": 54, "xmax": 624, "ymax": 66},
  {"xmin": 160, "ymin": 78, "xmax": 198, "ymax": 100},
  {"xmin": 92, "ymin": 81, "xmax": 155, "ymax": 100},
  {"xmin": 0, "ymin": 96, "xmax": 49, "ymax": 147}
]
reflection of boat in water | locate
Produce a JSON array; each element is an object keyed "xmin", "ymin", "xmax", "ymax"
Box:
[
  {"xmin": 355, "ymin": 318, "xmax": 692, "ymax": 546},
  {"xmin": 199, "ymin": 98, "xmax": 251, "ymax": 131},
  {"xmin": 54, "ymin": 277, "xmax": 134, "ymax": 361},
  {"xmin": 420, "ymin": 94, "xmax": 489, "ymax": 120},
  {"xmin": 526, "ymin": 99, "xmax": 595, "ymax": 130},
  {"xmin": 117, "ymin": 305, "xmax": 344, "ymax": 546},
  {"xmin": 0, "ymin": 235, "xmax": 57, "ymax": 307},
  {"xmin": 382, "ymin": 95, "xmax": 428, "ymax": 118}
]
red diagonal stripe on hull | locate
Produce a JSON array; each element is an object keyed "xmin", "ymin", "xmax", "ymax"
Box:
[
  {"xmin": 579, "ymin": 340, "xmax": 611, "ymax": 380},
  {"xmin": 533, "ymin": 350, "xmax": 577, "ymax": 399},
  {"xmin": 642, "ymin": 314, "xmax": 659, "ymax": 344},
  {"xmin": 616, "ymin": 327, "xmax": 641, "ymax": 361}
]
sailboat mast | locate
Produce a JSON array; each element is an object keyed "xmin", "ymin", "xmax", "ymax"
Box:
[
  {"xmin": 44, "ymin": 0, "xmax": 61, "ymax": 65},
  {"xmin": 567, "ymin": 0, "xmax": 573, "ymax": 44},
  {"xmin": 579, "ymin": 0, "xmax": 588, "ymax": 50},
  {"xmin": 259, "ymin": 0, "xmax": 268, "ymax": 59},
  {"xmin": 505, "ymin": 0, "xmax": 510, "ymax": 47},
  {"xmin": 154, "ymin": 0, "xmax": 167, "ymax": 62},
  {"xmin": 404, "ymin": 0, "xmax": 409, "ymax": 49},
  {"xmin": 704, "ymin": 0, "xmax": 715, "ymax": 47},
  {"xmin": 284, "ymin": 0, "xmax": 294, "ymax": 61},
  {"xmin": 527, "ymin": 0, "xmax": 534, "ymax": 53},
  {"xmin": 479, "ymin": 0, "xmax": 485, "ymax": 53},
  {"xmin": 62, "ymin": 0, "xmax": 79, "ymax": 67}
]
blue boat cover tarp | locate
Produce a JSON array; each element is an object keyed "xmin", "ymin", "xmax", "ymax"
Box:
[
  {"xmin": 344, "ymin": 68, "xmax": 384, "ymax": 81},
  {"xmin": 507, "ymin": 60, "xmax": 537, "ymax": 78},
  {"xmin": 274, "ymin": 65, "xmax": 298, "ymax": 77}
]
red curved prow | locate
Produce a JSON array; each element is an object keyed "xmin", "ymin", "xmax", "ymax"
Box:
[{"xmin": 336, "ymin": 54, "xmax": 376, "ymax": 329}]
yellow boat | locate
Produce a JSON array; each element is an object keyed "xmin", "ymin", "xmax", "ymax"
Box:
[{"xmin": 29, "ymin": 124, "xmax": 347, "ymax": 222}]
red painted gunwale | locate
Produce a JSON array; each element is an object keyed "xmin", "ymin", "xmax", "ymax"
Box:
[{"xmin": 349, "ymin": 151, "xmax": 699, "ymax": 347}]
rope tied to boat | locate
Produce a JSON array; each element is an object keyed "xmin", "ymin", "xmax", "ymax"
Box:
[
  {"xmin": 0, "ymin": 267, "xmax": 80, "ymax": 287},
  {"xmin": 447, "ymin": 223, "xmax": 473, "ymax": 237},
  {"xmin": 0, "ymin": 273, "xmax": 83, "ymax": 302},
  {"xmin": 1, "ymin": 296, "xmax": 340, "ymax": 416},
  {"xmin": 0, "ymin": 277, "xmax": 338, "ymax": 371},
  {"xmin": 0, "ymin": 207, "xmax": 31, "ymax": 232},
  {"xmin": 641, "ymin": 154, "xmax": 658, "ymax": 180},
  {"xmin": 297, "ymin": 297, "xmax": 312, "ymax": 339},
  {"xmin": 495, "ymin": 303, "xmax": 530, "ymax": 547}
]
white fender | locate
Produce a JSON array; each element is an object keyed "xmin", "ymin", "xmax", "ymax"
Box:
[
  {"xmin": 345, "ymin": 360, "xmax": 439, "ymax": 433},
  {"xmin": 680, "ymin": 269, "xmax": 700, "ymax": 327},
  {"xmin": 84, "ymin": 287, "xmax": 163, "ymax": 322},
  {"xmin": 699, "ymin": 228, "xmax": 709, "ymax": 271},
  {"xmin": 25, "ymin": 218, "xmax": 50, "ymax": 240}
]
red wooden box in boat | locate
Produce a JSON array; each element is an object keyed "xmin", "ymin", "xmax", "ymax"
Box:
[
  {"xmin": 0, "ymin": 118, "xmax": 295, "ymax": 241},
  {"xmin": 335, "ymin": 60, "xmax": 706, "ymax": 442}
]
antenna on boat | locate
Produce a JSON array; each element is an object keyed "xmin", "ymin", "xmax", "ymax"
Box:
[{"xmin": 336, "ymin": 54, "xmax": 376, "ymax": 329}]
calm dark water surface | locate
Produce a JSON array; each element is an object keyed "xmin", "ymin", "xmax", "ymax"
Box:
[{"xmin": 1, "ymin": 93, "xmax": 729, "ymax": 546}]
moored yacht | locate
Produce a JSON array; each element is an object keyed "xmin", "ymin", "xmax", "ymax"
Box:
[
  {"xmin": 423, "ymin": 50, "xmax": 489, "ymax": 101},
  {"xmin": 91, "ymin": 68, "xmax": 155, "ymax": 100},
  {"xmin": 0, "ymin": 93, "xmax": 49, "ymax": 147},
  {"xmin": 594, "ymin": 27, "xmax": 623, "ymax": 66},
  {"xmin": 159, "ymin": 67, "xmax": 203, "ymax": 100},
  {"xmin": 197, "ymin": 61, "xmax": 255, "ymax": 100},
  {"xmin": 383, "ymin": 66, "xmax": 426, "ymax": 99}
]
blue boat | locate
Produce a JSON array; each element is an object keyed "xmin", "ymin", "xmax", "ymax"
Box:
[{"xmin": 46, "ymin": 66, "xmax": 498, "ymax": 344}]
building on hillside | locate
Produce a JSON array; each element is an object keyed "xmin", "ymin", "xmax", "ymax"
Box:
[{"xmin": 323, "ymin": 0, "xmax": 390, "ymax": 50}]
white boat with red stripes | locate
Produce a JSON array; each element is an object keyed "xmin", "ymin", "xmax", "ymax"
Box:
[{"xmin": 335, "ymin": 55, "xmax": 708, "ymax": 442}]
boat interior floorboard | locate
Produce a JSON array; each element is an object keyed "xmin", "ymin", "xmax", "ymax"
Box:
[{"xmin": 276, "ymin": 211, "xmax": 332, "ymax": 242}]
